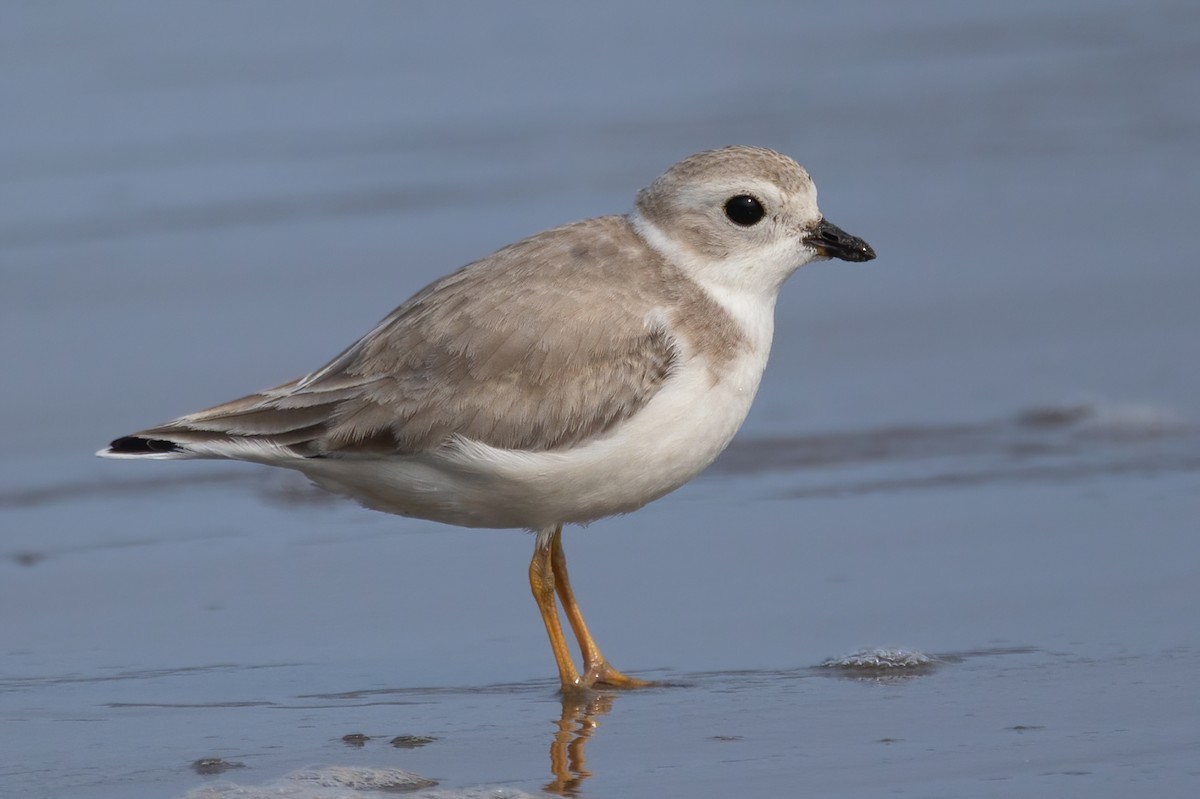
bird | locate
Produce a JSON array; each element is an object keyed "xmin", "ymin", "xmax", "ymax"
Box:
[{"xmin": 98, "ymin": 145, "xmax": 876, "ymax": 692}]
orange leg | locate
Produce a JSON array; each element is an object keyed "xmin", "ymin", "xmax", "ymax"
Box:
[
  {"xmin": 529, "ymin": 532, "xmax": 583, "ymax": 691},
  {"xmin": 548, "ymin": 525, "xmax": 653, "ymax": 689}
]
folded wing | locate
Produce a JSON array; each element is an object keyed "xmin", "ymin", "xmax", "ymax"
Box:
[{"xmin": 100, "ymin": 217, "xmax": 680, "ymax": 461}]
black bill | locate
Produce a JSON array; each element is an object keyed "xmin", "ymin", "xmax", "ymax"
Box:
[{"xmin": 804, "ymin": 218, "xmax": 876, "ymax": 262}]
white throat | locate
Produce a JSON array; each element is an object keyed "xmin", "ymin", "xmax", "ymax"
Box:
[{"xmin": 629, "ymin": 210, "xmax": 779, "ymax": 356}]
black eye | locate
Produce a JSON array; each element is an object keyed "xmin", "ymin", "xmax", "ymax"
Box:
[{"xmin": 724, "ymin": 195, "xmax": 765, "ymax": 226}]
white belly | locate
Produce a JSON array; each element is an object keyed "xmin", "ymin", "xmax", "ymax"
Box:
[{"xmin": 296, "ymin": 343, "xmax": 769, "ymax": 531}]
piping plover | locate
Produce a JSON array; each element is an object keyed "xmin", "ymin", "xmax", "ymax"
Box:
[{"xmin": 99, "ymin": 145, "xmax": 875, "ymax": 691}]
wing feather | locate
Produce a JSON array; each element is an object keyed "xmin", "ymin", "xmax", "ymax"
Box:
[{"xmin": 116, "ymin": 216, "xmax": 689, "ymax": 460}]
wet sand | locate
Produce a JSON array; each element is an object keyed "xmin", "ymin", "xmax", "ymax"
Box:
[{"xmin": 3, "ymin": 1, "xmax": 1199, "ymax": 797}]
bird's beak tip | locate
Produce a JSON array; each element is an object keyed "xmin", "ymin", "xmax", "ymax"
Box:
[{"xmin": 805, "ymin": 218, "xmax": 876, "ymax": 263}]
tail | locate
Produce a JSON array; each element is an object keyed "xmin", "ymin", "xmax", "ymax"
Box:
[
  {"xmin": 95, "ymin": 377, "xmax": 327, "ymax": 462},
  {"xmin": 97, "ymin": 436, "xmax": 190, "ymax": 460},
  {"xmin": 96, "ymin": 424, "xmax": 317, "ymax": 462},
  {"xmin": 95, "ymin": 428, "xmax": 301, "ymax": 461}
]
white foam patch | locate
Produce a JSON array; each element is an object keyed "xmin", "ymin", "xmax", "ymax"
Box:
[
  {"xmin": 183, "ymin": 765, "xmax": 543, "ymax": 799},
  {"xmin": 1073, "ymin": 402, "xmax": 1189, "ymax": 435},
  {"xmin": 1018, "ymin": 400, "xmax": 1190, "ymax": 436},
  {"xmin": 822, "ymin": 648, "xmax": 936, "ymax": 670},
  {"xmin": 412, "ymin": 790, "xmax": 545, "ymax": 799}
]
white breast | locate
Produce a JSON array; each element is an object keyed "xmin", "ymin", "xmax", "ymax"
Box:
[{"xmin": 298, "ymin": 279, "xmax": 778, "ymax": 532}]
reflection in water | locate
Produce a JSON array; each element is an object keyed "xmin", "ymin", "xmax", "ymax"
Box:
[{"xmin": 545, "ymin": 692, "xmax": 616, "ymax": 796}]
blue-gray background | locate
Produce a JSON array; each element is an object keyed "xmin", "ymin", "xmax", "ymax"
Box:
[{"xmin": 2, "ymin": 2, "xmax": 1198, "ymax": 797}]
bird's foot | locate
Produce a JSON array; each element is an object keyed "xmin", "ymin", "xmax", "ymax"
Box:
[{"xmin": 582, "ymin": 660, "xmax": 656, "ymax": 690}]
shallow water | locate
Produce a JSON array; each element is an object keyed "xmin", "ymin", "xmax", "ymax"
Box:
[{"xmin": 3, "ymin": 1, "xmax": 1199, "ymax": 797}]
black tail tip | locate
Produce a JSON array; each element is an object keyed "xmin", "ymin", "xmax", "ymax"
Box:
[{"xmin": 108, "ymin": 436, "xmax": 183, "ymax": 455}]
